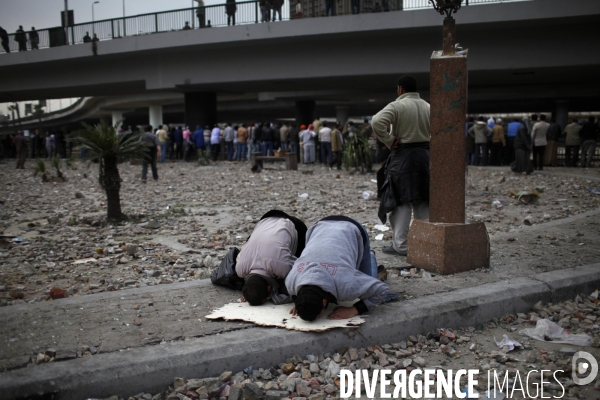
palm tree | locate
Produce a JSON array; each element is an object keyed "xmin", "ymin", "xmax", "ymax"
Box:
[{"xmin": 71, "ymin": 122, "xmax": 147, "ymax": 222}]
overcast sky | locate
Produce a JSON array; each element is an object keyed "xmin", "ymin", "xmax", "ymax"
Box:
[{"xmin": 0, "ymin": 0, "xmax": 224, "ymax": 32}]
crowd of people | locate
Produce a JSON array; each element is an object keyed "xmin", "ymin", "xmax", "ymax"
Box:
[
  {"xmin": 0, "ymin": 25, "xmax": 39, "ymax": 53},
  {"xmin": 1, "ymin": 113, "xmax": 598, "ymax": 174},
  {"xmin": 466, "ymin": 114, "xmax": 599, "ymax": 173},
  {"xmin": 0, "ymin": 130, "xmax": 74, "ymax": 164},
  {"xmin": 137, "ymin": 119, "xmax": 380, "ymax": 169}
]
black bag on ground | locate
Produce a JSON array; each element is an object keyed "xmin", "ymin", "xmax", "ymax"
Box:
[{"xmin": 210, "ymin": 247, "xmax": 244, "ymax": 290}]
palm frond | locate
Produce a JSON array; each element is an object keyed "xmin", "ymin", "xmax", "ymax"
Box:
[
  {"xmin": 342, "ymin": 134, "xmax": 372, "ymax": 173},
  {"xmin": 51, "ymin": 156, "xmax": 63, "ymax": 178},
  {"xmin": 70, "ymin": 122, "xmax": 146, "ymax": 162},
  {"xmin": 32, "ymin": 159, "xmax": 49, "ymax": 182}
]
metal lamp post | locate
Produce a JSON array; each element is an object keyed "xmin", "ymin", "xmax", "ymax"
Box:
[
  {"xmin": 92, "ymin": 1, "xmax": 100, "ymax": 36},
  {"xmin": 429, "ymin": 0, "xmax": 463, "ymax": 55}
]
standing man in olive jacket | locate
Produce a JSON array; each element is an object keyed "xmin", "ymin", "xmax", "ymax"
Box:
[{"xmin": 371, "ymin": 75, "xmax": 430, "ymax": 257}]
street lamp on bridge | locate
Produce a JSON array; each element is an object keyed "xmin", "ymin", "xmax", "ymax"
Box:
[{"xmin": 92, "ymin": 1, "xmax": 100, "ymax": 36}]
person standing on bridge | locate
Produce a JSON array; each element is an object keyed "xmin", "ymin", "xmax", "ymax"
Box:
[
  {"xmin": 15, "ymin": 26, "xmax": 27, "ymax": 52},
  {"xmin": 371, "ymin": 75, "xmax": 430, "ymax": 257},
  {"xmin": 272, "ymin": 0, "xmax": 284, "ymax": 21},
  {"xmin": 0, "ymin": 27, "xmax": 10, "ymax": 53},
  {"xmin": 226, "ymin": 0, "xmax": 237, "ymax": 26},
  {"xmin": 195, "ymin": 0, "xmax": 206, "ymax": 28},
  {"xmin": 29, "ymin": 27, "xmax": 39, "ymax": 50},
  {"xmin": 260, "ymin": 0, "xmax": 270, "ymax": 22}
]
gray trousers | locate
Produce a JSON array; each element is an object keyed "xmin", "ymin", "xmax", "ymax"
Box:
[
  {"xmin": 389, "ymin": 200, "xmax": 429, "ymax": 252},
  {"xmin": 303, "ymin": 143, "xmax": 315, "ymax": 164},
  {"xmin": 581, "ymin": 140, "xmax": 597, "ymax": 167}
]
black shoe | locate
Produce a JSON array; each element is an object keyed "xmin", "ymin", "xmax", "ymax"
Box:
[
  {"xmin": 141, "ymin": 180, "xmax": 146, "ymax": 184},
  {"xmin": 382, "ymin": 246, "xmax": 406, "ymax": 256}
]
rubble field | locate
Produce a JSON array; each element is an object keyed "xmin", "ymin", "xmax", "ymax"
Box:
[{"xmin": 1, "ymin": 161, "xmax": 599, "ymax": 306}]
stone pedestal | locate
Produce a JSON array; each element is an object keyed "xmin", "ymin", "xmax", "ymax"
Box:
[
  {"xmin": 407, "ymin": 220, "xmax": 489, "ymax": 274},
  {"xmin": 407, "ymin": 50, "xmax": 490, "ymax": 274}
]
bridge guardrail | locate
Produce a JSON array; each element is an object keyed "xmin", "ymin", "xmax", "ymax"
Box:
[{"xmin": 0, "ymin": 0, "xmax": 528, "ymax": 53}]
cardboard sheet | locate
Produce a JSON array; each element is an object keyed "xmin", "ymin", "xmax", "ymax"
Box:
[{"xmin": 205, "ymin": 301, "xmax": 365, "ymax": 332}]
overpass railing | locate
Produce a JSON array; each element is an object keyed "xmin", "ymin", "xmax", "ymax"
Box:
[{"xmin": 0, "ymin": 0, "xmax": 529, "ymax": 53}]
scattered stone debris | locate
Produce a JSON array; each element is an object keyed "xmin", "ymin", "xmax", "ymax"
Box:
[
  {"xmin": 97, "ymin": 292, "xmax": 600, "ymax": 400},
  {"xmin": 1, "ymin": 163, "xmax": 599, "ymax": 307}
]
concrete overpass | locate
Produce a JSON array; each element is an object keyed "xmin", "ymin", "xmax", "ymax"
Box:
[{"xmin": 1, "ymin": 0, "xmax": 599, "ymax": 129}]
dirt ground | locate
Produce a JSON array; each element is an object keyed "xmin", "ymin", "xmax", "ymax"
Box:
[{"xmin": 1, "ymin": 160, "xmax": 600, "ymax": 306}]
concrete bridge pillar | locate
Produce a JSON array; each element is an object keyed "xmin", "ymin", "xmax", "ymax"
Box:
[
  {"xmin": 149, "ymin": 105, "xmax": 163, "ymax": 130},
  {"xmin": 111, "ymin": 111, "xmax": 123, "ymax": 131},
  {"xmin": 335, "ymin": 106, "xmax": 349, "ymax": 125},
  {"xmin": 295, "ymin": 100, "xmax": 315, "ymax": 127},
  {"xmin": 185, "ymin": 92, "xmax": 217, "ymax": 130},
  {"xmin": 554, "ymin": 100, "xmax": 569, "ymax": 131}
]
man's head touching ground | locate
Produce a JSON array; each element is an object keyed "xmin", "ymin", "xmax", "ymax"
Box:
[
  {"xmin": 242, "ymin": 275, "xmax": 270, "ymax": 305},
  {"xmin": 295, "ymin": 285, "xmax": 329, "ymax": 321}
]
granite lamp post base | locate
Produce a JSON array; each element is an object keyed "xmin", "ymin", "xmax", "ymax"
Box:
[{"xmin": 407, "ymin": 220, "xmax": 490, "ymax": 275}]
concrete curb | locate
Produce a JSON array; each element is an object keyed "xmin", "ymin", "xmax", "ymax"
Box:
[{"xmin": 1, "ymin": 263, "xmax": 599, "ymax": 400}]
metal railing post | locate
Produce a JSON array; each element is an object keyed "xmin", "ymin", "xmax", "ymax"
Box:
[
  {"xmin": 255, "ymin": 1, "xmax": 259, "ymax": 23},
  {"xmin": 155, "ymin": 13, "xmax": 159, "ymax": 32},
  {"xmin": 111, "ymin": 20, "xmax": 115, "ymax": 38},
  {"xmin": 71, "ymin": 26, "xmax": 75, "ymax": 44},
  {"xmin": 123, "ymin": 17, "xmax": 127, "ymax": 36}
]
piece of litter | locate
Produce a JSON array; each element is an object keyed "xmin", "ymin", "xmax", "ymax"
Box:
[
  {"xmin": 375, "ymin": 234, "xmax": 384, "ymax": 241},
  {"xmin": 520, "ymin": 319, "xmax": 592, "ymax": 346},
  {"xmin": 72, "ymin": 258, "xmax": 98, "ymax": 265},
  {"xmin": 298, "ymin": 193, "xmax": 309, "ymax": 198},
  {"xmin": 361, "ymin": 191, "xmax": 376, "ymax": 200},
  {"xmin": 373, "ymin": 224, "xmax": 390, "ymax": 232},
  {"xmin": 370, "ymin": 179, "xmax": 377, "ymax": 183},
  {"xmin": 494, "ymin": 334, "xmax": 523, "ymax": 351}
]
